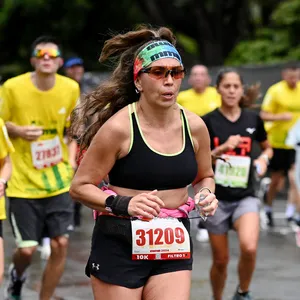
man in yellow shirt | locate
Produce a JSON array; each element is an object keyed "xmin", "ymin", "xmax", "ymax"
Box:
[
  {"xmin": 177, "ymin": 65, "xmax": 221, "ymax": 243},
  {"xmin": 1, "ymin": 36, "xmax": 79, "ymax": 299},
  {"xmin": 177, "ymin": 64, "xmax": 221, "ymax": 116},
  {"xmin": 260, "ymin": 65, "xmax": 300, "ymax": 228}
]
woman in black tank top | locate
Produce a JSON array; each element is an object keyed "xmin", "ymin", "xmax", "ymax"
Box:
[
  {"xmin": 70, "ymin": 26, "xmax": 218, "ymax": 300},
  {"xmin": 202, "ymin": 68, "xmax": 273, "ymax": 300}
]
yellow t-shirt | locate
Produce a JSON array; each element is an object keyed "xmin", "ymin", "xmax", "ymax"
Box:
[
  {"xmin": 0, "ymin": 118, "xmax": 15, "ymax": 219},
  {"xmin": 261, "ymin": 81, "xmax": 300, "ymax": 149},
  {"xmin": 0, "ymin": 72, "xmax": 80, "ymax": 198},
  {"xmin": 177, "ymin": 87, "xmax": 221, "ymax": 116}
]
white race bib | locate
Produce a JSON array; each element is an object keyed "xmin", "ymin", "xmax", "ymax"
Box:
[
  {"xmin": 31, "ymin": 136, "xmax": 63, "ymax": 169},
  {"xmin": 131, "ymin": 218, "xmax": 190, "ymax": 260},
  {"xmin": 215, "ymin": 155, "xmax": 251, "ymax": 188}
]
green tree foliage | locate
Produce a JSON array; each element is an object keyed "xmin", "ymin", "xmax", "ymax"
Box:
[
  {"xmin": 0, "ymin": 0, "xmax": 145, "ymax": 80},
  {"xmin": 1, "ymin": 0, "xmax": 299, "ymax": 78},
  {"xmin": 137, "ymin": 0, "xmax": 255, "ymax": 66},
  {"xmin": 227, "ymin": 0, "xmax": 300, "ymax": 65}
]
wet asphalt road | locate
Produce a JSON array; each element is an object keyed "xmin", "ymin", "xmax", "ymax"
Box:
[{"xmin": 1, "ymin": 198, "xmax": 300, "ymax": 300}]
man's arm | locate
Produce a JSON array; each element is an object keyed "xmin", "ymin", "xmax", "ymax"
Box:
[
  {"xmin": 260, "ymin": 86, "xmax": 292, "ymax": 121},
  {"xmin": 5, "ymin": 122, "xmax": 22, "ymax": 138},
  {"xmin": 260, "ymin": 111, "xmax": 292, "ymax": 122},
  {"xmin": 1, "ymin": 84, "xmax": 42, "ymax": 141},
  {"xmin": 5, "ymin": 122, "xmax": 43, "ymax": 141}
]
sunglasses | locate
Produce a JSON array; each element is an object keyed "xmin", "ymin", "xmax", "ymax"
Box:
[
  {"xmin": 140, "ymin": 66, "xmax": 186, "ymax": 80},
  {"xmin": 32, "ymin": 48, "xmax": 61, "ymax": 59}
]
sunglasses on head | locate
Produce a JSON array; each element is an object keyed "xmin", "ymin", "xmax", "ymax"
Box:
[
  {"xmin": 139, "ymin": 66, "xmax": 186, "ymax": 80},
  {"xmin": 32, "ymin": 48, "xmax": 61, "ymax": 59}
]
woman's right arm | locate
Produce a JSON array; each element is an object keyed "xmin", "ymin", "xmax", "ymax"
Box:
[
  {"xmin": 70, "ymin": 113, "xmax": 164, "ymax": 218},
  {"xmin": 211, "ymin": 135, "xmax": 242, "ymax": 158},
  {"xmin": 70, "ymin": 116, "xmax": 127, "ymax": 211}
]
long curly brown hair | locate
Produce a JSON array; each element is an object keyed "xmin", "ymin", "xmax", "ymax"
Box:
[{"xmin": 70, "ymin": 25, "xmax": 177, "ymax": 151}]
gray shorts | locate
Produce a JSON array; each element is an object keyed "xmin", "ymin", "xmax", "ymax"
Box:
[{"xmin": 204, "ymin": 196, "xmax": 260, "ymax": 234}]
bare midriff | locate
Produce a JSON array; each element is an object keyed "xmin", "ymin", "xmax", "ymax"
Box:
[{"xmin": 108, "ymin": 184, "xmax": 190, "ymax": 209}]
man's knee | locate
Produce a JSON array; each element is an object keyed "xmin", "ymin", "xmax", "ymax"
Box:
[
  {"xmin": 18, "ymin": 246, "xmax": 37, "ymax": 260},
  {"xmin": 51, "ymin": 236, "xmax": 69, "ymax": 251}
]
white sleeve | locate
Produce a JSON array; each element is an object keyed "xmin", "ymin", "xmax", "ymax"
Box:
[{"xmin": 286, "ymin": 120, "xmax": 300, "ymax": 147}]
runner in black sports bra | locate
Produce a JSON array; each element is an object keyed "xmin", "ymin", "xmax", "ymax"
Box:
[
  {"xmin": 70, "ymin": 28, "xmax": 218, "ymax": 300},
  {"xmin": 109, "ymin": 102, "xmax": 198, "ymax": 191}
]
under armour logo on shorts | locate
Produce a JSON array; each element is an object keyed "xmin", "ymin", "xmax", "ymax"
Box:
[{"xmin": 92, "ymin": 263, "xmax": 100, "ymax": 270}]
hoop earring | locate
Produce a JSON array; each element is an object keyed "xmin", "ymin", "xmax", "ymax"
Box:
[{"xmin": 135, "ymin": 88, "xmax": 140, "ymax": 94}]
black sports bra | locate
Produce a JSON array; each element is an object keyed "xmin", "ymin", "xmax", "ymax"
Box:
[{"xmin": 109, "ymin": 103, "xmax": 198, "ymax": 190}]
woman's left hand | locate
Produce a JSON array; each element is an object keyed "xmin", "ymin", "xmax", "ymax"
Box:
[
  {"xmin": 253, "ymin": 158, "xmax": 268, "ymax": 177},
  {"xmin": 195, "ymin": 192, "xmax": 218, "ymax": 216}
]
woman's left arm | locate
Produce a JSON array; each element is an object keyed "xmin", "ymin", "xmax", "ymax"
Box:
[
  {"xmin": 253, "ymin": 114, "xmax": 273, "ymax": 177},
  {"xmin": 253, "ymin": 140, "xmax": 273, "ymax": 177},
  {"xmin": 187, "ymin": 112, "xmax": 218, "ymax": 216}
]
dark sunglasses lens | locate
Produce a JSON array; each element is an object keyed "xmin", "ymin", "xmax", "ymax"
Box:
[
  {"xmin": 149, "ymin": 67, "xmax": 166, "ymax": 78},
  {"xmin": 172, "ymin": 67, "xmax": 185, "ymax": 79},
  {"xmin": 146, "ymin": 66, "xmax": 185, "ymax": 79}
]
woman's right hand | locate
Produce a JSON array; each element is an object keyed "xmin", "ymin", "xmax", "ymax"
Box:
[
  {"xmin": 128, "ymin": 190, "xmax": 165, "ymax": 219},
  {"xmin": 224, "ymin": 134, "xmax": 242, "ymax": 150}
]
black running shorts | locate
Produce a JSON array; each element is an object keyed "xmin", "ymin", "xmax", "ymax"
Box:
[
  {"xmin": 9, "ymin": 192, "xmax": 74, "ymax": 248},
  {"xmin": 269, "ymin": 148, "xmax": 295, "ymax": 174},
  {"xmin": 85, "ymin": 215, "xmax": 193, "ymax": 288}
]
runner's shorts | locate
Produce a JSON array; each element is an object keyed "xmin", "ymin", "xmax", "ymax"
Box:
[
  {"xmin": 269, "ymin": 148, "xmax": 296, "ymax": 174},
  {"xmin": 9, "ymin": 192, "xmax": 74, "ymax": 248},
  {"xmin": 85, "ymin": 215, "xmax": 193, "ymax": 288},
  {"xmin": 204, "ymin": 196, "xmax": 260, "ymax": 234}
]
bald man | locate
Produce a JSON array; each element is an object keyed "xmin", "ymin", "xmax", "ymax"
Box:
[{"xmin": 177, "ymin": 65, "xmax": 221, "ymax": 117}]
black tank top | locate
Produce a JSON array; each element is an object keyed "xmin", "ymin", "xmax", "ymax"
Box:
[{"xmin": 109, "ymin": 103, "xmax": 198, "ymax": 191}]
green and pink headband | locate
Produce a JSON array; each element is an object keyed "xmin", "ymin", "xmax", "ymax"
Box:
[{"xmin": 133, "ymin": 40, "xmax": 183, "ymax": 81}]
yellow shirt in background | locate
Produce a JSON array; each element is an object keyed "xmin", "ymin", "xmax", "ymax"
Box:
[
  {"xmin": 177, "ymin": 87, "xmax": 221, "ymax": 116},
  {"xmin": 0, "ymin": 118, "xmax": 14, "ymax": 219},
  {"xmin": 0, "ymin": 72, "xmax": 80, "ymax": 198},
  {"xmin": 261, "ymin": 81, "xmax": 300, "ymax": 149}
]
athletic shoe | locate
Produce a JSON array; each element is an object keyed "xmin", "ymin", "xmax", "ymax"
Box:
[
  {"xmin": 232, "ymin": 289, "xmax": 253, "ymax": 300},
  {"xmin": 266, "ymin": 211, "xmax": 274, "ymax": 227},
  {"xmin": 195, "ymin": 228, "xmax": 209, "ymax": 242},
  {"xmin": 295, "ymin": 227, "xmax": 300, "ymax": 248},
  {"xmin": 4, "ymin": 264, "xmax": 26, "ymax": 300}
]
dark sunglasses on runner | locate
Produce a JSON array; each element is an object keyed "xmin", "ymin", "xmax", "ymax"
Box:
[{"xmin": 140, "ymin": 66, "xmax": 186, "ymax": 80}]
